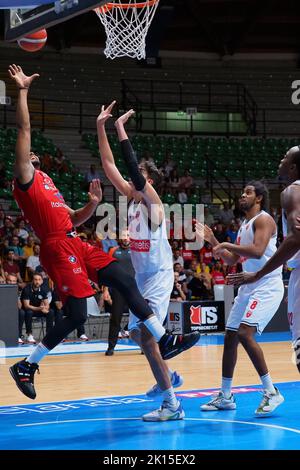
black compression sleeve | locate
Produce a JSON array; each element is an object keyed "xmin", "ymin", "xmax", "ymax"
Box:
[{"xmin": 120, "ymin": 139, "xmax": 146, "ymax": 191}]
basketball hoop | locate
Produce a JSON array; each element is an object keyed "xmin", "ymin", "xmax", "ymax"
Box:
[{"xmin": 94, "ymin": 0, "xmax": 160, "ymax": 60}]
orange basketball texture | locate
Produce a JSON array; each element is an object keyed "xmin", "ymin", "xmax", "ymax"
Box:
[{"xmin": 17, "ymin": 29, "xmax": 47, "ymax": 52}]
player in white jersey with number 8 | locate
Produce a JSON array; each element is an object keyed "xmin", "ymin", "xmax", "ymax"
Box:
[{"xmin": 196, "ymin": 181, "xmax": 284, "ymax": 416}]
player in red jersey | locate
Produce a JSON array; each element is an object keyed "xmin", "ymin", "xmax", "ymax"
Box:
[{"xmin": 8, "ymin": 65, "xmax": 199, "ymax": 401}]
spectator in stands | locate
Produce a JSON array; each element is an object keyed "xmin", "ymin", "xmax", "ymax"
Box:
[
  {"xmin": 211, "ymin": 261, "xmax": 226, "ymax": 286},
  {"xmin": 178, "ymin": 188, "xmax": 188, "ymax": 204},
  {"xmin": 3, "ymin": 250, "xmax": 24, "ymax": 288},
  {"xmin": 23, "ymin": 235, "xmax": 35, "ymax": 259},
  {"xmin": 5, "ymin": 273, "xmax": 25, "ymax": 344},
  {"xmin": 161, "ymin": 153, "xmax": 175, "ymax": 178},
  {"xmin": 54, "ymin": 148, "xmax": 68, "ymax": 174},
  {"xmin": 85, "ymin": 164, "xmax": 101, "ymax": 186},
  {"xmin": 26, "ymin": 244, "xmax": 41, "ymax": 279},
  {"xmin": 170, "ymin": 272, "xmax": 186, "ymax": 301},
  {"xmin": 204, "ymin": 205, "xmax": 214, "ymax": 227},
  {"xmin": 21, "ymin": 272, "xmax": 55, "ymax": 344},
  {"xmin": 173, "ymin": 262, "xmax": 188, "ymax": 295},
  {"xmin": 101, "ymin": 229, "xmax": 118, "ymax": 253},
  {"xmin": 8, "ymin": 235, "xmax": 25, "ymax": 261},
  {"xmin": 15, "ymin": 219, "xmax": 29, "ymax": 242},
  {"xmin": 168, "ymin": 169, "xmax": 180, "ymax": 194},
  {"xmin": 214, "ymin": 223, "xmax": 227, "ymax": 243},
  {"xmin": 179, "ymin": 169, "xmax": 194, "ymax": 196},
  {"xmin": 173, "ymin": 248, "xmax": 184, "ymax": 267},
  {"xmin": 200, "ymin": 241, "xmax": 214, "ymax": 267},
  {"xmin": 0, "ymin": 216, "xmax": 14, "ymax": 239},
  {"xmin": 219, "ymin": 201, "xmax": 234, "ymax": 225},
  {"xmin": 0, "ymin": 275, "xmax": 5, "ymax": 284},
  {"xmin": 187, "ymin": 264, "xmax": 211, "ymax": 300},
  {"xmin": 225, "ymin": 223, "xmax": 238, "ymax": 243}
]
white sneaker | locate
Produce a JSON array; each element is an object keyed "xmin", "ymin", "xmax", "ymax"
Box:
[
  {"xmin": 18, "ymin": 337, "xmax": 24, "ymax": 344},
  {"xmin": 255, "ymin": 387, "xmax": 284, "ymax": 417},
  {"xmin": 79, "ymin": 334, "xmax": 88, "ymax": 341},
  {"xmin": 201, "ymin": 391, "xmax": 237, "ymax": 411},
  {"xmin": 142, "ymin": 400, "xmax": 185, "ymax": 422},
  {"xmin": 146, "ymin": 371, "xmax": 184, "ymax": 398},
  {"xmin": 26, "ymin": 334, "xmax": 36, "ymax": 344}
]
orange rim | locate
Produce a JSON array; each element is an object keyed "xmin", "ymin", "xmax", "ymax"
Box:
[{"xmin": 95, "ymin": 0, "xmax": 158, "ymax": 13}]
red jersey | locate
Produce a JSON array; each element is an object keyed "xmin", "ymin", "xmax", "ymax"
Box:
[
  {"xmin": 212, "ymin": 271, "xmax": 225, "ymax": 285},
  {"xmin": 13, "ymin": 170, "xmax": 73, "ymax": 240}
]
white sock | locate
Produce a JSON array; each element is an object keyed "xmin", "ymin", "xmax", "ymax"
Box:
[
  {"xmin": 162, "ymin": 387, "xmax": 178, "ymax": 410},
  {"xmin": 27, "ymin": 342, "xmax": 49, "ymax": 364},
  {"xmin": 143, "ymin": 316, "xmax": 165, "ymax": 342},
  {"xmin": 260, "ymin": 373, "xmax": 276, "ymax": 394},
  {"xmin": 222, "ymin": 377, "xmax": 233, "ymax": 399}
]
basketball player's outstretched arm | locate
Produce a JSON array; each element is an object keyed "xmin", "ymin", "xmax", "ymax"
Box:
[
  {"xmin": 97, "ymin": 101, "xmax": 132, "ymax": 198},
  {"xmin": 8, "ymin": 64, "xmax": 39, "ymax": 184},
  {"xmin": 115, "ymin": 110, "xmax": 163, "ymax": 227},
  {"xmin": 213, "ymin": 215, "xmax": 275, "ymax": 259},
  {"xmin": 228, "ymin": 186, "xmax": 300, "ymax": 285}
]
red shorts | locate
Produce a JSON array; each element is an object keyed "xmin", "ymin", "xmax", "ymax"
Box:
[{"xmin": 40, "ymin": 235, "xmax": 115, "ymax": 303}]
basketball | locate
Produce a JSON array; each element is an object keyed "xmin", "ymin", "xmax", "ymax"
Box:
[{"xmin": 17, "ymin": 29, "xmax": 47, "ymax": 52}]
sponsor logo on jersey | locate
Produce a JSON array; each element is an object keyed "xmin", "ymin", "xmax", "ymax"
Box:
[
  {"xmin": 68, "ymin": 256, "xmax": 77, "ymax": 264},
  {"xmin": 54, "ymin": 192, "xmax": 65, "ymax": 202},
  {"xmin": 129, "ymin": 238, "xmax": 151, "ymax": 252}
]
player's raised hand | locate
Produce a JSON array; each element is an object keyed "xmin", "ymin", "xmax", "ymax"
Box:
[
  {"xmin": 195, "ymin": 221, "xmax": 215, "ymax": 244},
  {"xmin": 115, "ymin": 109, "xmax": 135, "ymax": 128},
  {"xmin": 97, "ymin": 101, "xmax": 116, "ymax": 125},
  {"xmin": 88, "ymin": 179, "xmax": 102, "ymax": 204},
  {"xmin": 8, "ymin": 64, "xmax": 39, "ymax": 89}
]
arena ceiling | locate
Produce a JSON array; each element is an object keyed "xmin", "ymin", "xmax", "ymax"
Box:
[{"xmin": 1, "ymin": 0, "xmax": 300, "ymax": 56}]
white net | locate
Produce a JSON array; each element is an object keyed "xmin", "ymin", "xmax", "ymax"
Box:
[{"xmin": 94, "ymin": 0, "xmax": 160, "ymax": 60}]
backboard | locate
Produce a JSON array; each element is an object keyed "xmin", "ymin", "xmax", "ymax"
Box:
[{"xmin": 4, "ymin": 0, "xmax": 107, "ymax": 41}]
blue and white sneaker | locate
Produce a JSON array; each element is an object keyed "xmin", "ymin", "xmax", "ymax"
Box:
[
  {"xmin": 200, "ymin": 391, "xmax": 236, "ymax": 411},
  {"xmin": 146, "ymin": 371, "xmax": 184, "ymax": 398},
  {"xmin": 142, "ymin": 400, "xmax": 185, "ymax": 422}
]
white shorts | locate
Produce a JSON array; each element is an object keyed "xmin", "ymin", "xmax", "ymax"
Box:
[
  {"xmin": 287, "ymin": 268, "xmax": 300, "ymax": 345},
  {"xmin": 128, "ymin": 269, "xmax": 174, "ymax": 331},
  {"xmin": 226, "ymin": 275, "xmax": 284, "ymax": 334}
]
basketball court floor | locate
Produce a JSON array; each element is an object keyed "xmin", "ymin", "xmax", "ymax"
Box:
[{"xmin": 1, "ymin": 332, "xmax": 300, "ymax": 450}]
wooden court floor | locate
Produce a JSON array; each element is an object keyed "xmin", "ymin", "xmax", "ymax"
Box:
[{"xmin": 0, "ymin": 340, "xmax": 297, "ymax": 406}]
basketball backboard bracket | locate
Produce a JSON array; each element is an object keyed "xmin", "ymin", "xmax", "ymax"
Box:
[{"xmin": 4, "ymin": 0, "xmax": 107, "ymax": 41}]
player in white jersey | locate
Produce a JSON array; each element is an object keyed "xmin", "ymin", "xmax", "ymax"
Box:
[
  {"xmin": 229, "ymin": 147, "xmax": 300, "ymax": 376},
  {"xmin": 96, "ymin": 102, "xmax": 199, "ymax": 421},
  {"xmin": 196, "ymin": 181, "xmax": 284, "ymax": 416}
]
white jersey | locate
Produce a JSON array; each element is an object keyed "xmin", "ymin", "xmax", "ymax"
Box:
[
  {"xmin": 282, "ymin": 180, "xmax": 300, "ymax": 269},
  {"xmin": 236, "ymin": 210, "xmax": 282, "ymax": 277},
  {"xmin": 128, "ymin": 200, "xmax": 173, "ymax": 274}
]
